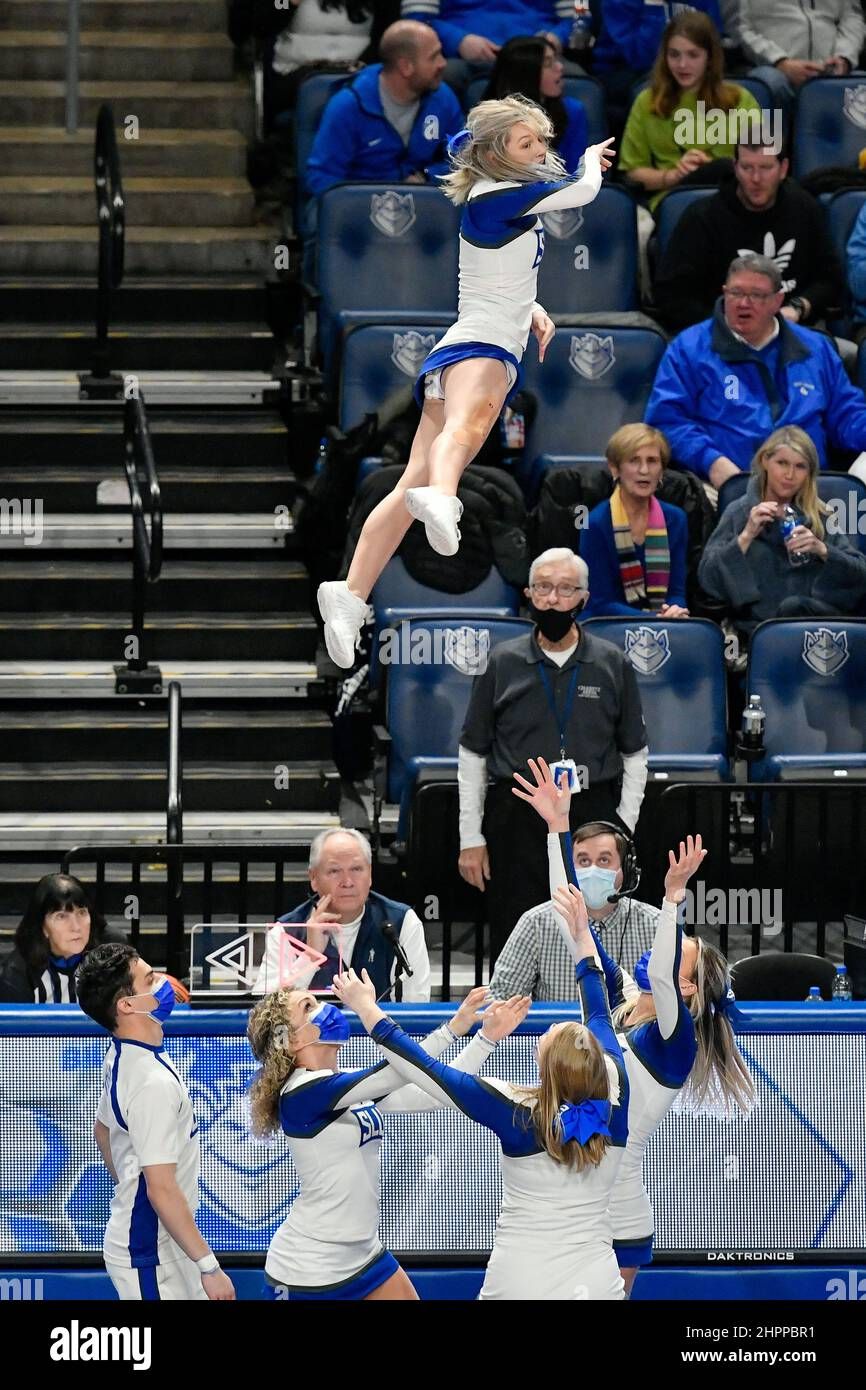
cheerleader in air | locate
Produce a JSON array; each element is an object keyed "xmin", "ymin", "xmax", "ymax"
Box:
[
  {"xmin": 247, "ymin": 984, "xmax": 530, "ymax": 1300},
  {"xmin": 333, "ymin": 900, "xmax": 631, "ymax": 1300},
  {"xmin": 317, "ymin": 95, "xmax": 615, "ymax": 667},
  {"xmin": 513, "ymin": 756, "xmax": 756, "ymax": 1296}
]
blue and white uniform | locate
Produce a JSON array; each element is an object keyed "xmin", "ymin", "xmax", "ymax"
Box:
[
  {"xmin": 416, "ymin": 150, "xmax": 603, "ymax": 405},
  {"xmin": 95, "ymin": 1037, "xmax": 204, "ymax": 1301},
  {"xmin": 550, "ymin": 832, "xmax": 697, "ymax": 1268},
  {"xmin": 369, "ymin": 968, "xmax": 629, "ymax": 1300},
  {"xmin": 265, "ymin": 1023, "xmax": 497, "ymax": 1298}
]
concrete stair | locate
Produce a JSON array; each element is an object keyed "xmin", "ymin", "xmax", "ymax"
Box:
[
  {"xmin": 0, "ymin": 79, "xmax": 255, "ymax": 134},
  {"xmin": 0, "ymin": 225, "xmax": 274, "ymax": 275},
  {"xmin": 0, "ymin": 127, "xmax": 248, "ymax": 177},
  {"xmin": 0, "ymin": 176, "xmax": 254, "ymax": 226},
  {"xmin": 0, "ymin": 30, "xmax": 236, "ymax": 82},
  {"xmin": 0, "ymin": 1, "xmax": 230, "ymax": 31}
]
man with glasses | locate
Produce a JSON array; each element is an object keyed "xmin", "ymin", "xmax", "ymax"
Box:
[
  {"xmin": 458, "ymin": 547, "xmax": 648, "ymax": 965},
  {"xmin": 646, "ymin": 253, "xmax": 866, "ymax": 489}
]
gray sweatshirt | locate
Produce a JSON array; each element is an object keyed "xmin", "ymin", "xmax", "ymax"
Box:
[{"xmin": 698, "ymin": 477, "xmax": 866, "ymax": 630}]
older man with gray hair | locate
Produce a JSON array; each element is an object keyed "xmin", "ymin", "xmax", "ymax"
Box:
[
  {"xmin": 458, "ymin": 546, "xmax": 648, "ymax": 966},
  {"xmin": 646, "ymin": 252, "xmax": 866, "ymax": 490},
  {"xmin": 253, "ymin": 828, "xmax": 430, "ymax": 999}
]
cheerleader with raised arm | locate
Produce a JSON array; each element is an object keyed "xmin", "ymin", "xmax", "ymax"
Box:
[
  {"xmin": 247, "ymin": 984, "xmax": 529, "ymax": 1301},
  {"xmin": 513, "ymin": 756, "xmax": 756, "ymax": 1296},
  {"xmin": 333, "ymin": 899, "xmax": 631, "ymax": 1301},
  {"xmin": 317, "ymin": 94, "xmax": 615, "ymax": 667}
]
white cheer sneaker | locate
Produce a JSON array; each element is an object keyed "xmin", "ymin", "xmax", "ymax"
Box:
[
  {"xmin": 405, "ymin": 486, "xmax": 463, "ymax": 557},
  {"xmin": 317, "ymin": 580, "xmax": 371, "ymax": 669}
]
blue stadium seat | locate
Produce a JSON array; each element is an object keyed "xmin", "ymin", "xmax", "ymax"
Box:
[
  {"xmin": 530, "ymin": 453, "xmax": 607, "ymax": 491},
  {"xmin": 746, "ymin": 618, "xmax": 866, "ymax": 780},
  {"xmin": 464, "ymin": 75, "xmax": 608, "ymax": 140},
  {"xmin": 717, "ymin": 472, "xmax": 866, "ymax": 555},
  {"xmin": 630, "ymin": 74, "xmax": 773, "ymax": 110},
  {"xmin": 827, "ymin": 187, "xmax": 866, "ymax": 331},
  {"xmin": 293, "ymin": 73, "xmax": 352, "ymax": 236},
  {"xmin": 317, "ymin": 185, "xmax": 459, "ymax": 378},
  {"xmin": 339, "ymin": 323, "xmax": 449, "ymax": 431},
  {"xmin": 369, "ymin": 559, "xmax": 520, "ymax": 688},
  {"xmin": 536, "ymin": 184, "xmax": 638, "ymax": 314},
  {"xmin": 653, "ymin": 187, "xmax": 717, "ymax": 261},
  {"xmin": 792, "ymin": 76, "xmax": 866, "ymax": 180},
  {"xmin": 520, "ymin": 325, "xmax": 666, "ymax": 496},
  {"xmin": 382, "ymin": 615, "xmax": 533, "ymax": 833},
  {"xmin": 582, "ymin": 617, "xmax": 730, "ymax": 778}
]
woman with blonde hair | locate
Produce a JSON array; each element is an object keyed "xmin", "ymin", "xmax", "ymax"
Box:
[
  {"xmin": 619, "ymin": 13, "xmax": 760, "ymax": 213},
  {"xmin": 333, "ymin": 893, "xmax": 631, "ymax": 1300},
  {"xmin": 248, "ymin": 983, "xmax": 529, "ymax": 1300},
  {"xmin": 317, "ymin": 94, "xmax": 615, "ymax": 667},
  {"xmin": 698, "ymin": 425, "xmax": 866, "ymax": 633},
  {"xmin": 581, "ymin": 422, "xmax": 690, "ymax": 618},
  {"xmin": 514, "ymin": 755, "xmax": 756, "ymax": 1295}
]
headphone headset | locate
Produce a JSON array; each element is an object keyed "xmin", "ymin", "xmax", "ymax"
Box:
[{"xmin": 572, "ymin": 820, "xmax": 640, "ymax": 902}]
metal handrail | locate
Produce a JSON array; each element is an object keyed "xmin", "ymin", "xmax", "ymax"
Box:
[
  {"xmin": 93, "ymin": 103, "xmax": 125, "ymax": 380},
  {"xmin": 114, "ymin": 393, "xmax": 164, "ymax": 694},
  {"xmin": 167, "ymin": 682, "xmax": 183, "ymax": 845}
]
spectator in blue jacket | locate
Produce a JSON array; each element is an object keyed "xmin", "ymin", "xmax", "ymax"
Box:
[
  {"xmin": 401, "ymin": 0, "xmax": 578, "ymax": 99},
  {"xmin": 645, "ymin": 253, "xmax": 866, "ymax": 489},
  {"xmin": 846, "ymin": 201, "xmax": 866, "ymax": 345},
  {"xmin": 482, "ymin": 35, "xmax": 588, "ymax": 172},
  {"xmin": 305, "ymin": 20, "xmax": 462, "ymax": 196},
  {"xmin": 592, "ymin": 0, "xmax": 724, "ymax": 133},
  {"xmin": 581, "ymin": 423, "xmax": 690, "ymax": 619}
]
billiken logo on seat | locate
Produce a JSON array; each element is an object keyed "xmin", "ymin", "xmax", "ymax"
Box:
[
  {"xmin": 391, "ymin": 330, "xmax": 437, "ymax": 377},
  {"xmin": 842, "ymin": 87, "xmax": 866, "ymax": 130},
  {"xmin": 569, "ymin": 333, "xmax": 615, "ymax": 380},
  {"xmin": 623, "ymin": 627, "xmax": 671, "ymax": 675},
  {"xmin": 370, "ymin": 190, "xmax": 417, "ymax": 237},
  {"xmin": 801, "ymin": 628, "xmax": 850, "ymax": 676},
  {"xmin": 541, "ymin": 207, "xmax": 584, "ymax": 241}
]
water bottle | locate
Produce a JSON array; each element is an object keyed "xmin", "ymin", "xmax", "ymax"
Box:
[
  {"xmin": 832, "ymin": 964, "xmax": 853, "ymax": 1001},
  {"xmin": 569, "ymin": 0, "xmax": 593, "ymax": 52},
  {"xmin": 779, "ymin": 504, "xmax": 810, "ymax": 567},
  {"xmin": 741, "ymin": 694, "xmax": 765, "ymax": 752},
  {"xmin": 804, "ymin": 985, "xmax": 823, "ymax": 1003}
]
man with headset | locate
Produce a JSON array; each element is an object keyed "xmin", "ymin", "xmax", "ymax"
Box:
[{"xmin": 488, "ymin": 819, "xmax": 656, "ymax": 1000}]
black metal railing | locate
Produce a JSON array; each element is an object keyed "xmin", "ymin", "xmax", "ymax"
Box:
[
  {"xmin": 114, "ymin": 393, "xmax": 164, "ymax": 694},
  {"xmin": 90, "ymin": 102, "xmax": 125, "ymax": 386},
  {"xmin": 166, "ymin": 684, "xmax": 184, "ymax": 962}
]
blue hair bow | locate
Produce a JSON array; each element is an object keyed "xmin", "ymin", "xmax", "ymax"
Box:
[
  {"xmin": 447, "ymin": 127, "xmax": 472, "ymax": 157},
  {"xmin": 714, "ymin": 986, "xmax": 736, "ymax": 1016},
  {"xmin": 556, "ymin": 1099, "xmax": 612, "ymax": 1145}
]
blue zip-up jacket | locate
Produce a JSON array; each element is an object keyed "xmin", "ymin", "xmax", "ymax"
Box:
[
  {"xmin": 581, "ymin": 497, "xmax": 689, "ymax": 617},
  {"xmin": 644, "ymin": 301, "xmax": 866, "ymax": 479},
  {"xmin": 846, "ymin": 201, "xmax": 866, "ymax": 325},
  {"xmin": 305, "ymin": 63, "xmax": 463, "ymax": 197},
  {"xmin": 403, "ymin": 0, "xmax": 574, "ymax": 58},
  {"xmin": 593, "ymin": 0, "xmax": 724, "ymax": 74}
]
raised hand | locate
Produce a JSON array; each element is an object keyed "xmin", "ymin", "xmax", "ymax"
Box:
[
  {"xmin": 478, "ymin": 994, "xmax": 532, "ymax": 1041},
  {"xmin": 331, "ymin": 967, "xmax": 377, "ymax": 1012},
  {"xmin": 307, "ymin": 892, "xmax": 341, "ymax": 953},
  {"xmin": 449, "ymin": 984, "xmax": 492, "ymax": 1037},
  {"xmin": 587, "ymin": 137, "xmax": 616, "ymax": 172},
  {"xmin": 512, "ymin": 756, "xmax": 570, "ymax": 829},
  {"xmin": 663, "ymin": 834, "xmax": 707, "ymax": 903},
  {"xmin": 552, "ymin": 883, "xmax": 594, "ymax": 959}
]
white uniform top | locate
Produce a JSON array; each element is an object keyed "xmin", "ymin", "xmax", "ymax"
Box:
[
  {"xmin": 546, "ymin": 832, "xmax": 696, "ymax": 1248},
  {"xmin": 265, "ymin": 1024, "xmax": 497, "ymax": 1291},
  {"xmin": 95, "ymin": 1038, "xmax": 199, "ymax": 1270},
  {"xmin": 369, "ymin": 960, "xmax": 630, "ymax": 1301},
  {"xmin": 433, "ymin": 150, "xmax": 602, "ymax": 365}
]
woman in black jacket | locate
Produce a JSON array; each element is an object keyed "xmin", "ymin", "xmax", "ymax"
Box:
[{"xmin": 0, "ymin": 874, "xmax": 117, "ymax": 1004}]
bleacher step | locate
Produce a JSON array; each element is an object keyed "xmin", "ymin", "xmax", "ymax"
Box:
[
  {"xmin": 0, "ymin": 761, "xmax": 341, "ymax": 813},
  {"xmin": 0, "ymin": 512, "xmax": 290, "ymax": 549},
  {"xmin": 0, "ymin": 178, "xmax": 255, "ymax": 229},
  {"xmin": 0, "ymin": 2, "xmax": 230, "ymax": 33},
  {"xmin": 0, "ymin": 660, "xmax": 319, "ymax": 699},
  {"xmin": 0, "ymin": 127, "xmax": 248, "ymax": 177},
  {"xmin": 0, "ymin": 559, "xmax": 307, "ymax": 611},
  {"xmin": 0, "ymin": 227, "xmax": 274, "ymax": 277},
  {"xmin": 0, "ymin": 612, "xmax": 317, "ymax": 662},
  {"xmin": 0, "ymin": 465, "xmax": 295, "ymax": 512},
  {"xmin": 0, "ymin": 322, "xmax": 275, "ymax": 371},
  {"xmin": 0, "ymin": 407, "xmax": 289, "ymax": 467},
  {"xmin": 0, "ymin": 80, "xmax": 255, "ymax": 135},
  {"xmin": 0, "ymin": 809, "xmax": 342, "ymax": 850},
  {"xmin": 0, "ymin": 368, "xmax": 280, "ymax": 404},
  {"xmin": 0, "ymin": 30, "xmax": 236, "ymax": 83}
]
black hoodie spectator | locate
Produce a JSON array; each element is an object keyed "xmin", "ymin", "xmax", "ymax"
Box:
[{"xmin": 654, "ymin": 155, "xmax": 843, "ymax": 334}]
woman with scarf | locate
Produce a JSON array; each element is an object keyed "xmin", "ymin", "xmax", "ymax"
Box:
[
  {"xmin": 514, "ymin": 756, "xmax": 756, "ymax": 1295},
  {"xmin": 581, "ymin": 423, "xmax": 689, "ymax": 619}
]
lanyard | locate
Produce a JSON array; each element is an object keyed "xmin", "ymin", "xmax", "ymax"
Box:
[{"xmin": 537, "ymin": 663, "xmax": 579, "ymax": 760}]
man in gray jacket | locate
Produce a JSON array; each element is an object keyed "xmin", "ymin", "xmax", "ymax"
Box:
[{"xmin": 725, "ymin": 0, "xmax": 865, "ymax": 118}]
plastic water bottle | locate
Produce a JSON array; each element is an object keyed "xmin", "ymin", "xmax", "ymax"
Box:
[
  {"xmin": 779, "ymin": 504, "xmax": 810, "ymax": 566},
  {"xmin": 741, "ymin": 694, "xmax": 765, "ymax": 752},
  {"xmin": 832, "ymin": 964, "xmax": 853, "ymax": 1001},
  {"xmin": 804, "ymin": 985, "xmax": 823, "ymax": 1003},
  {"xmin": 569, "ymin": 0, "xmax": 593, "ymax": 51}
]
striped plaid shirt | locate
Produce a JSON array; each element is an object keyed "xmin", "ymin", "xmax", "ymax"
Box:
[{"xmin": 489, "ymin": 897, "xmax": 660, "ymax": 1002}]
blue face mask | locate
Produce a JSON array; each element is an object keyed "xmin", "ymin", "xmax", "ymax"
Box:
[
  {"xmin": 633, "ymin": 950, "xmax": 652, "ymax": 994},
  {"xmin": 309, "ymin": 1002, "xmax": 350, "ymax": 1045},
  {"xmin": 128, "ymin": 976, "xmax": 176, "ymax": 1023},
  {"xmin": 575, "ymin": 866, "xmax": 619, "ymax": 911}
]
